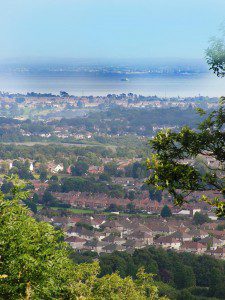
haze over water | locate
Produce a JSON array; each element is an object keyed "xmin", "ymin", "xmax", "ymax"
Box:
[{"xmin": 0, "ymin": 72, "xmax": 224, "ymax": 98}]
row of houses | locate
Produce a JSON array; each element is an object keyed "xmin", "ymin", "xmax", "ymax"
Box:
[{"xmin": 46, "ymin": 215, "xmax": 225, "ymax": 259}]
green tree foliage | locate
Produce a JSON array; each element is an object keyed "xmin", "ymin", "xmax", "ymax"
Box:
[
  {"xmin": 173, "ymin": 264, "xmax": 196, "ymax": 289},
  {"xmin": 47, "ymin": 181, "xmax": 61, "ymax": 192},
  {"xmin": 206, "ymin": 32, "xmax": 225, "ymax": 77},
  {"xmin": 71, "ymin": 160, "xmax": 89, "ymax": 176},
  {"xmin": 127, "ymin": 202, "xmax": 136, "ymax": 213},
  {"xmin": 42, "ymin": 190, "xmax": 56, "ymax": 206},
  {"xmin": 0, "ymin": 179, "xmax": 167, "ymax": 299},
  {"xmin": 148, "ymin": 184, "xmax": 163, "ymax": 202},
  {"xmin": 147, "ymin": 101, "xmax": 225, "ymax": 217},
  {"xmin": 104, "ymin": 162, "xmax": 119, "ymax": 176},
  {"xmin": 39, "ymin": 169, "xmax": 48, "ymax": 182},
  {"xmin": 78, "ymin": 246, "xmax": 225, "ymax": 299},
  {"xmin": 50, "ymin": 175, "xmax": 59, "ymax": 182},
  {"xmin": 193, "ymin": 212, "xmax": 211, "ymax": 225},
  {"xmin": 61, "ymin": 177, "xmax": 125, "ymax": 198},
  {"xmin": 160, "ymin": 205, "xmax": 172, "ymax": 218},
  {"xmin": 125, "ymin": 161, "xmax": 147, "ymax": 179},
  {"xmin": 1, "ymin": 180, "xmax": 14, "ymax": 194},
  {"xmin": 32, "ymin": 193, "xmax": 39, "ymax": 203},
  {"xmin": 105, "ymin": 203, "xmax": 122, "ymax": 212}
]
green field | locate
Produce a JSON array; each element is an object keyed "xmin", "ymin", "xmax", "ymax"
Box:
[{"xmin": 37, "ymin": 205, "xmax": 95, "ymax": 214}]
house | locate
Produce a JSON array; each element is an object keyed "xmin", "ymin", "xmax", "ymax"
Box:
[
  {"xmin": 122, "ymin": 239, "xmax": 146, "ymax": 253},
  {"xmin": 102, "ymin": 234, "xmax": 126, "ymax": 245},
  {"xmin": 65, "ymin": 236, "xmax": 87, "ymax": 250},
  {"xmin": 168, "ymin": 231, "xmax": 192, "ymax": 242},
  {"xmin": 88, "ymin": 165, "xmax": 104, "ymax": 174},
  {"xmin": 102, "ymin": 220, "xmax": 124, "ymax": 233},
  {"xmin": 128, "ymin": 230, "xmax": 153, "ymax": 245},
  {"xmin": 83, "ymin": 239, "xmax": 107, "ymax": 254},
  {"xmin": 82, "ymin": 216, "xmax": 104, "ymax": 229},
  {"xmin": 181, "ymin": 241, "xmax": 207, "ymax": 254},
  {"xmin": 51, "ymin": 217, "xmax": 68, "ymax": 227},
  {"xmin": 188, "ymin": 229, "xmax": 209, "ymax": 240},
  {"xmin": 155, "ymin": 236, "xmax": 181, "ymax": 250},
  {"xmin": 67, "ymin": 226, "xmax": 95, "ymax": 240},
  {"xmin": 210, "ymin": 247, "xmax": 225, "ymax": 259},
  {"xmin": 148, "ymin": 223, "xmax": 176, "ymax": 236},
  {"xmin": 102, "ymin": 243, "xmax": 125, "ymax": 253},
  {"xmin": 47, "ymin": 162, "xmax": 64, "ymax": 173},
  {"xmin": 208, "ymin": 213, "xmax": 218, "ymax": 221},
  {"xmin": 200, "ymin": 236, "xmax": 223, "ymax": 250}
]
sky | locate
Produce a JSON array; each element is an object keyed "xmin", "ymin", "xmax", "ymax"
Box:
[{"xmin": 0, "ymin": 0, "xmax": 225, "ymax": 62}]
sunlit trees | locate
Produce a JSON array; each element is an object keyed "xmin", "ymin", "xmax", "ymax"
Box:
[{"xmin": 0, "ymin": 179, "xmax": 167, "ymax": 299}]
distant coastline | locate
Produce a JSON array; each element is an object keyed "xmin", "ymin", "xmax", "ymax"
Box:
[{"xmin": 0, "ymin": 72, "xmax": 224, "ymax": 98}]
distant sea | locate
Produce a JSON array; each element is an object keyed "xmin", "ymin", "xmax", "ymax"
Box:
[{"xmin": 0, "ymin": 72, "xmax": 224, "ymax": 97}]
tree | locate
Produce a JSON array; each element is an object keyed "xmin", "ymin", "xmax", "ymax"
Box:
[
  {"xmin": 105, "ymin": 203, "xmax": 121, "ymax": 212},
  {"xmin": 71, "ymin": 160, "xmax": 89, "ymax": 176},
  {"xmin": 127, "ymin": 202, "xmax": 136, "ymax": 213},
  {"xmin": 147, "ymin": 38, "xmax": 225, "ymax": 217},
  {"xmin": 0, "ymin": 179, "xmax": 167, "ymax": 299},
  {"xmin": 48, "ymin": 181, "xmax": 61, "ymax": 192},
  {"xmin": 39, "ymin": 170, "xmax": 48, "ymax": 182},
  {"xmin": 42, "ymin": 190, "xmax": 56, "ymax": 206},
  {"xmin": 160, "ymin": 205, "xmax": 172, "ymax": 218},
  {"xmin": 50, "ymin": 175, "xmax": 59, "ymax": 182},
  {"xmin": 99, "ymin": 172, "xmax": 111, "ymax": 182},
  {"xmin": 173, "ymin": 264, "xmax": 196, "ymax": 289},
  {"xmin": 23, "ymin": 198, "xmax": 37, "ymax": 213},
  {"xmin": 104, "ymin": 162, "xmax": 118, "ymax": 176},
  {"xmin": 32, "ymin": 192, "xmax": 39, "ymax": 203},
  {"xmin": 193, "ymin": 212, "xmax": 211, "ymax": 225},
  {"xmin": 148, "ymin": 184, "xmax": 162, "ymax": 202},
  {"xmin": 1, "ymin": 181, "xmax": 14, "ymax": 194}
]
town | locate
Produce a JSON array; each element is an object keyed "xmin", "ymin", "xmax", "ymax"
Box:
[{"xmin": 0, "ymin": 145, "xmax": 224, "ymax": 259}]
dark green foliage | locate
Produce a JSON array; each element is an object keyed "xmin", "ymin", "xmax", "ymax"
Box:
[
  {"xmin": 23, "ymin": 198, "xmax": 37, "ymax": 213},
  {"xmin": 60, "ymin": 107, "xmax": 204, "ymax": 137},
  {"xmin": 147, "ymin": 105, "xmax": 225, "ymax": 217},
  {"xmin": 50, "ymin": 175, "xmax": 59, "ymax": 182},
  {"xmin": 42, "ymin": 190, "xmax": 57, "ymax": 206},
  {"xmin": 105, "ymin": 203, "xmax": 121, "ymax": 212},
  {"xmin": 71, "ymin": 160, "xmax": 89, "ymax": 176},
  {"xmin": 47, "ymin": 181, "xmax": 62, "ymax": 192},
  {"xmin": 1, "ymin": 181, "xmax": 14, "ymax": 194},
  {"xmin": 61, "ymin": 177, "xmax": 125, "ymax": 198},
  {"xmin": 160, "ymin": 205, "xmax": 172, "ymax": 218},
  {"xmin": 99, "ymin": 172, "xmax": 112, "ymax": 182},
  {"xmin": 193, "ymin": 212, "xmax": 211, "ymax": 225},
  {"xmin": 76, "ymin": 222, "xmax": 94, "ymax": 231},
  {"xmin": 125, "ymin": 161, "xmax": 147, "ymax": 179},
  {"xmin": 32, "ymin": 193, "xmax": 39, "ymax": 203},
  {"xmin": 39, "ymin": 170, "xmax": 48, "ymax": 181},
  {"xmin": 126, "ymin": 202, "xmax": 136, "ymax": 213},
  {"xmin": 104, "ymin": 162, "xmax": 119, "ymax": 176},
  {"xmin": 173, "ymin": 264, "xmax": 196, "ymax": 289},
  {"xmin": 148, "ymin": 185, "xmax": 163, "ymax": 202},
  {"xmin": 73, "ymin": 246, "xmax": 225, "ymax": 299}
]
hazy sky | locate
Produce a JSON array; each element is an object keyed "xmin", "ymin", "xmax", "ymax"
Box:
[{"xmin": 1, "ymin": 0, "xmax": 225, "ymax": 61}]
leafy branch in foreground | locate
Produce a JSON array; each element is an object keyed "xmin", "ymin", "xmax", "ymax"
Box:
[
  {"xmin": 147, "ymin": 102, "xmax": 225, "ymax": 217},
  {"xmin": 147, "ymin": 34, "xmax": 225, "ymax": 217},
  {"xmin": 0, "ymin": 178, "xmax": 167, "ymax": 299}
]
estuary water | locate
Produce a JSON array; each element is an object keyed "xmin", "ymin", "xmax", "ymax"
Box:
[{"xmin": 0, "ymin": 72, "xmax": 224, "ymax": 97}]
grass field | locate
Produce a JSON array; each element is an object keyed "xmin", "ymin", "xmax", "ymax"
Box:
[{"xmin": 37, "ymin": 205, "xmax": 95, "ymax": 214}]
